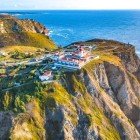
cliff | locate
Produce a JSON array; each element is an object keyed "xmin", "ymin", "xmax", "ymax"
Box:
[
  {"xmin": 0, "ymin": 17, "xmax": 140, "ymax": 139},
  {"xmin": 0, "ymin": 15, "xmax": 56, "ymax": 50}
]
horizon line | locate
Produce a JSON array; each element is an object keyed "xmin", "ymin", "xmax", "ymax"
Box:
[{"xmin": 0, "ymin": 9, "xmax": 140, "ymax": 11}]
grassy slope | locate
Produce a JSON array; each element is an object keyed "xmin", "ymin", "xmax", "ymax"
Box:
[
  {"xmin": 10, "ymin": 99, "xmax": 45, "ymax": 140},
  {"xmin": 0, "ymin": 32, "xmax": 57, "ymax": 50},
  {"xmin": 0, "ymin": 46, "xmax": 40, "ymax": 53}
]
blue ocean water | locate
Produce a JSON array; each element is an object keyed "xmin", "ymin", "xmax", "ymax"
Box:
[{"xmin": 1, "ymin": 10, "xmax": 140, "ymax": 53}]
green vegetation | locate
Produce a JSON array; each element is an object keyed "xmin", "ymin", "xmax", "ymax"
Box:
[
  {"xmin": 0, "ymin": 68, "xmax": 6, "ymax": 74},
  {"xmin": 0, "ymin": 32, "xmax": 57, "ymax": 50},
  {"xmin": 1, "ymin": 45, "xmax": 39, "ymax": 53},
  {"xmin": 2, "ymin": 91, "xmax": 12, "ymax": 110},
  {"xmin": 10, "ymin": 50, "xmax": 34, "ymax": 59},
  {"xmin": 45, "ymin": 82, "xmax": 78, "ymax": 125},
  {"xmin": 14, "ymin": 96, "xmax": 26, "ymax": 112},
  {"xmin": 10, "ymin": 99, "xmax": 45, "ymax": 140}
]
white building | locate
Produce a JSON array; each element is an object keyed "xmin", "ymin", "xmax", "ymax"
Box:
[
  {"xmin": 39, "ymin": 71, "xmax": 52, "ymax": 81},
  {"xmin": 51, "ymin": 46, "xmax": 91, "ymax": 70},
  {"xmin": 54, "ymin": 58, "xmax": 81, "ymax": 69}
]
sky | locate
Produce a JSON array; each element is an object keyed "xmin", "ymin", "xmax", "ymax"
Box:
[{"xmin": 0, "ymin": 0, "xmax": 140, "ymax": 10}]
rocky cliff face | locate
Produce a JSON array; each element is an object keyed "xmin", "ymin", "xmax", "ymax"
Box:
[
  {"xmin": 0, "ymin": 14, "xmax": 48, "ymax": 35},
  {"xmin": 0, "ymin": 20, "xmax": 140, "ymax": 139},
  {"xmin": 44, "ymin": 39, "xmax": 139, "ymax": 140},
  {"xmin": 0, "ymin": 15, "xmax": 55, "ymax": 49}
]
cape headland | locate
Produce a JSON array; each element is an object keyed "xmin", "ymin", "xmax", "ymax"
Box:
[{"xmin": 0, "ymin": 15, "xmax": 140, "ymax": 140}]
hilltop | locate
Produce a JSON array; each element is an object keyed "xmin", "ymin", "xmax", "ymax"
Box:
[{"xmin": 0, "ymin": 14, "xmax": 56, "ymax": 50}]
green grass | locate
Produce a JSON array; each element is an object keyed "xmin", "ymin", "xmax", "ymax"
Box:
[
  {"xmin": 45, "ymin": 82, "xmax": 78, "ymax": 125},
  {"xmin": 0, "ymin": 32, "xmax": 57, "ymax": 50},
  {"xmin": 0, "ymin": 68, "xmax": 6, "ymax": 74},
  {"xmin": 10, "ymin": 99, "xmax": 45, "ymax": 140}
]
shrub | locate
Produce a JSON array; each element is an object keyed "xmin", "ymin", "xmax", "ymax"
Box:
[
  {"xmin": 2, "ymin": 92, "xmax": 12, "ymax": 110},
  {"xmin": 48, "ymin": 88, "xmax": 55, "ymax": 93},
  {"xmin": 30, "ymin": 70, "xmax": 36, "ymax": 77},
  {"xmin": 14, "ymin": 96, "xmax": 26, "ymax": 113},
  {"xmin": 24, "ymin": 95, "xmax": 32, "ymax": 103},
  {"xmin": 53, "ymin": 75, "xmax": 60, "ymax": 80},
  {"xmin": 46, "ymin": 97, "xmax": 56, "ymax": 109}
]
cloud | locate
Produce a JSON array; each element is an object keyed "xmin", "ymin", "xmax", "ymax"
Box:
[{"xmin": 0, "ymin": 0, "xmax": 140, "ymax": 10}]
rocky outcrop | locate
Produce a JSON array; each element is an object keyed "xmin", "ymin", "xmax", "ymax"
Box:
[
  {"xmin": 0, "ymin": 111, "xmax": 14, "ymax": 139},
  {"xmin": 104, "ymin": 62, "xmax": 140, "ymax": 132},
  {"xmin": 0, "ymin": 15, "xmax": 49, "ymax": 35},
  {"xmin": 82, "ymin": 65, "xmax": 140, "ymax": 140},
  {"xmin": 0, "ymin": 15, "xmax": 55, "ymax": 49}
]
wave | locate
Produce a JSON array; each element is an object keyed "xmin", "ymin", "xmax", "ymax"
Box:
[
  {"xmin": 136, "ymin": 51, "xmax": 140, "ymax": 57},
  {"xmin": 56, "ymin": 33, "xmax": 68, "ymax": 39},
  {"xmin": 48, "ymin": 28, "xmax": 74, "ymax": 39},
  {"xmin": 0, "ymin": 13, "xmax": 10, "ymax": 15},
  {"xmin": 12, "ymin": 14, "xmax": 23, "ymax": 16},
  {"xmin": 49, "ymin": 28, "xmax": 73, "ymax": 34},
  {"xmin": 0, "ymin": 12, "xmax": 23, "ymax": 16},
  {"xmin": 50, "ymin": 32, "xmax": 69, "ymax": 39}
]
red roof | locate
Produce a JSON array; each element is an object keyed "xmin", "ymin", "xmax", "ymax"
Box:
[
  {"xmin": 61, "ymin": 57, "xmax": 67, "ymax": 60},
  {"xmin": 0, "ymin": 74, "xmax": 7, "ymax": 78}
]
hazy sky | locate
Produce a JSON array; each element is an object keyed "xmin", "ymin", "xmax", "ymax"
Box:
[{"xmin": 0, "ymin": 0, "xmax": 140, "ymax": 10}]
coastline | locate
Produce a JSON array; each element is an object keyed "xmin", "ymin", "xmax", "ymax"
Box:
[{"xmin": 0, "ymin": 10, "xmax": 140, "ymax": 51}]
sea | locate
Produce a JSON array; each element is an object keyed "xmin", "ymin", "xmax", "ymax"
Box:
[{"xmin": 0, "ymin": 10, "xmax": 140, "ymax": 54}]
